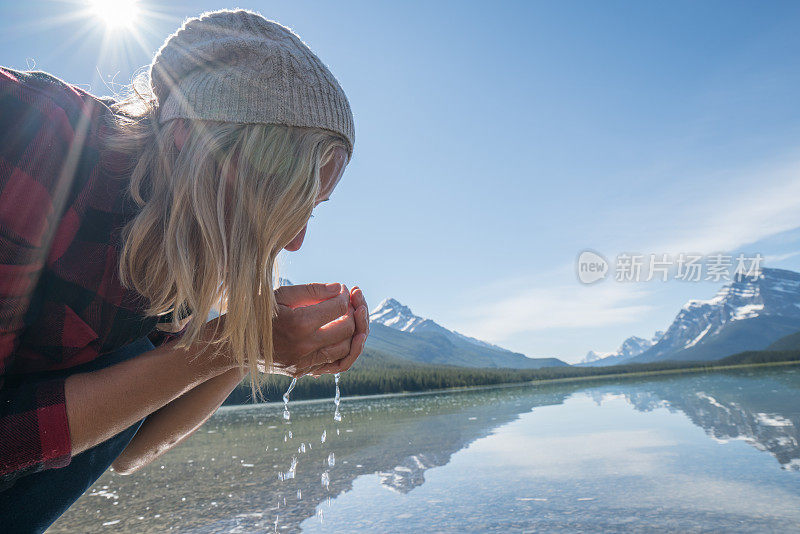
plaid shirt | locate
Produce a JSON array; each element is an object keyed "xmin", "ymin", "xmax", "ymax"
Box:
[{"xmin": 0, "ymin": 67, "xmax": 180, "ymax": 483}]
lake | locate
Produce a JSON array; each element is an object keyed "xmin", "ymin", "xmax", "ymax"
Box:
[{"xmin": 50, "ymin": 366, "xmax": 800, "ymax": 533}]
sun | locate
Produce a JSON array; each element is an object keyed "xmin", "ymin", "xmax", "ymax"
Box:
[{"xmin": 87, "ymin": 0, "xmax": 139, "ymax": 29}]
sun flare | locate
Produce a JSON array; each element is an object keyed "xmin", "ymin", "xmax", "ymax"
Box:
[{"xmin": 87, "ymin": 0, "xmax": 139, "ymax": 29}]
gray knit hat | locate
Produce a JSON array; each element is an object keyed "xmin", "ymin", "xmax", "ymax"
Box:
[{"xmin": 150, "ymin": 9, "xmax": 355, "ymax": 154}]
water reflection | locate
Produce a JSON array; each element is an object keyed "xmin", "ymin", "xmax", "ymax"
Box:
[
  {"xmin": 588, "ymin": 370, "xmax": 800, "ymax": 471},
  {"xmin": 51, "ymin": 367, "xmax": 800, "ymax": 533}
]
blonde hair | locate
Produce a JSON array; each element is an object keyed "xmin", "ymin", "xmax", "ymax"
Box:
[{"xmin": 104, "ymin": 75, "xmax": 347, "ymax": 393}]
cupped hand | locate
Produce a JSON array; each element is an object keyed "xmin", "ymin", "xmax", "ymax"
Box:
[
  {"xmin": 267, "ymin": 283, "xmax": 368, "ymax": 378},
  {"xmin": 309, "ymin": 286, "xmax": 369, "ymax": 377}
]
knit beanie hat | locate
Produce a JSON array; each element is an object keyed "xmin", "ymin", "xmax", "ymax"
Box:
[{"xmin": 149, "ymin": 9, "xmax": 355, "ymax": 154}]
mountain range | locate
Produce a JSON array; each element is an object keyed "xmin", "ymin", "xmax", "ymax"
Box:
[
  {"xmin": 366, "ymin": 298, "xmax": 567, "ymax": 369},
  {"xmin": 584, "ymin": 267, "xmax": 800, "ymax": 366},
  {"xmin": 580, "ymin": 331, "xmax": 664, "ymax": 366}
]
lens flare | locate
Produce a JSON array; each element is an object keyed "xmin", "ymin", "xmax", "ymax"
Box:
[{"xmin": 87, "ymin": 0, "xmax": 139, "ymax": 29}]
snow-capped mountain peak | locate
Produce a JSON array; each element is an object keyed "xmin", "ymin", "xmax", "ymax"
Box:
[
  {"xmin": 367, "ymin": 296, "xmax": 568, "ymax": 368},
  {"xmin": 650, "ymin": 268, "xmax": 800, "ymax": 357},
  {"xmin": 581, "ymin": 350, "xmax": 612, "ymax": 364},
  {"xmin": 370, "ymin": 297, "xmax": 518, "ymax": 354},
  {"xmin": 681, "ymin": 268, "xmax": 800, "ymax": 319},
  {"xmin": 595, "ymin": 267, "xmax": 800, "ymax": 366},
  {"xmin": 369, "ymin": 298, "xmax": 428, "ymax": 332},
  {"xmin": 581, "ymin": 330, "xmax": 664, "ymax": 366}
]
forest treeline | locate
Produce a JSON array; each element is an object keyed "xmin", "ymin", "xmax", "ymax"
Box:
[
  {"xmin": 225, "ymin": 350, "xmax": 800, "ymax": 404},
  {"xmin": 222, "ymin": 346, "xmax": 800, "ymax": 405}
]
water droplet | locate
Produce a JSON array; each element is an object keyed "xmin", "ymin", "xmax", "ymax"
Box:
[
  {"xmin": 321, "ymin": 430, "xmax": 326, "ymax": 443},
  {"xmin": 282, "ymin": 378, "xmax": 297, "ymax": 420},
  {"xmin": 327, "ymin": 452, "xmax": 335, "ymax": 467},
  {"xmin": 333, "ymin": 373, "xmax": 342, "ymax": 421},
  {"xmin": 279, "ymin": 456, "xmax": 298, "ymax": 481},
  {"xmin": 296, "ymin": 489, "xmax": 302, "ymax": 500},
  {"xmin": 321, "ymin": 470, "xmax": 330, "ymax": 490},
  {"xmin": 298, "ymin": 443, "xmax": 306, "ymax": 454}
]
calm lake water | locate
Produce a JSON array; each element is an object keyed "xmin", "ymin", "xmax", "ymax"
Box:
[{"xmin": 51, "ymin": 366, "xmax": 800, "ymax": 533}]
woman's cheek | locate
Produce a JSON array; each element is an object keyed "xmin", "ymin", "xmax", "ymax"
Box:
[{"xmin": 284, "ymin": 226, "xmax": 307, "ymax": 251}]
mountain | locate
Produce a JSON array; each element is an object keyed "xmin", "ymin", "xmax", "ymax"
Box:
[
  {"xmin": 369, "ymin": 298, "xmax": 426, "ymax": 331},
  {"xmin": 367, "ymin": 298, "xmax": 567, "ymax": 369},
  {"xmin": 579, "ymin": 331, "xmax": 664, "ymax": 367},
  {"xmin": 370, "ymin": 298, "xmax": 511, "ymax": 352},
  {"xmin": 766, "ymin": 329, "xmax": 800, "ymax": 351},
  {"xmin": 580, "ymin": 350, "xmax": 610, "ymax": 365},
  {"xmin": 625, "ymin": 268, "xmax": 800, "ymax": 364}
]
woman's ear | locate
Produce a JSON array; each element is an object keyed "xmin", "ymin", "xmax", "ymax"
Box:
[{"xmin": 173, "ymin": 118, "xmax": 189, "ymax": 151}]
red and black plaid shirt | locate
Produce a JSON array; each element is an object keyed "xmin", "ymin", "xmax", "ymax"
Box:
[{"xmin": 0, "ymin": 67, "xmax": 179, "ymax": 482}]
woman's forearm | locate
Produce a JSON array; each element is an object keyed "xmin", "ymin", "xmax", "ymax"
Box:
[
  {"xmin": 111, "ymin": 366, "xmax": 244, "ymax": 474},
  {"xmin": 64, "ymin": 337, "xmax": 235, "ymax": 457}
]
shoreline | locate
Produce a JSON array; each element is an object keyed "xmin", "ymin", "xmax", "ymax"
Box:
[
  {"xmin": 219, "ymin": 359, "xmax": 800, "ymax": 411},
  {"xmin": 517, "ymin": 358, "xmax": 800, "ymax": 386}
]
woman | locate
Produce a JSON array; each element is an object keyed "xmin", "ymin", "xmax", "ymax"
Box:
[{"xmin": 0, "ymin": 9, "xmax": 368, "ymax": 531}]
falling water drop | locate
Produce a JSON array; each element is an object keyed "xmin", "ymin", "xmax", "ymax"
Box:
[
  {"xmin": 279, "ymin": 456, "xmax": 298, "ymax": 481},
  {"xmin": 298, "ymin": 443, "xmax": 306, "ymax": 454},
  {"xmin": 282, "ymin": 378, "xmax": 297, "ymax": 420},
  {"xmin": 327, "ymin": 452, "xmax": 335, "ymax": 467},
  {"xmin": 333, "ymin": 373, "xmax": 342, "ymax": 422},
  {"xmin": 321, "ymin": 471, "xmax": 330, "ymax": 490},
  {"xmin": 320, "ymin": 430, "xmax": 327, "ymax": 443},
  {"xmin": 297, "ymin": 489, "xmax": 302, "ymax": 500}
]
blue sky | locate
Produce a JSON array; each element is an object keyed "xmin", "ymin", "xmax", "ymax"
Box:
[{"xmin": 2, "ymin": 1, "xmax": 800, "ymax": 363}]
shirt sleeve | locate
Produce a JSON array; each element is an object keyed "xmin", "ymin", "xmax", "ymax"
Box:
[{"xmin": 0, "ymin": 68, "xmax": 83, "ymax": 479}]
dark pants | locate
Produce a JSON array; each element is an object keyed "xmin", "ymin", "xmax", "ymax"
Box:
[{"xmin": 0, "ymin": 336, "xmax": 155, "ymax": 533}]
